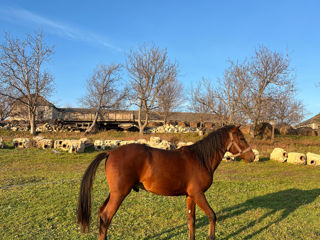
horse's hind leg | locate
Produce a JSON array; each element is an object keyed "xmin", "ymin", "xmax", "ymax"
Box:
[
  {"xmin": 98, "ymin": 192, "xmax": 128, "ymax": 240},
  {"xmin": 98, "ymin": 195, "xmax": 110, "ymax": 236}
]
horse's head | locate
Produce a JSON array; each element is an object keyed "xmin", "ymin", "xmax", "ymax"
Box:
[{"xmin": 227, "ymin": 126, "xmax": 255, "ymax": 163}]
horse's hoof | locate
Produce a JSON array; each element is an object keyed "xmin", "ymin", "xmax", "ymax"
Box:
[
  {"xmin": 206, "ymin": 236, "xmax": 215, "ymax": 240},
  {"xmin": 98, "ymin": 234, "xmax": 107, "ymax": 240}
]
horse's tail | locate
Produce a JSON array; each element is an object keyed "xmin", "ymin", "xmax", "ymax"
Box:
[{"xmin": 77, "ymin": 152, "xmax": 109, "ymax": 233}]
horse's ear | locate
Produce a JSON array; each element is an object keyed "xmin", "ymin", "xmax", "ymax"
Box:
[{"xmin": 232, "ymin": 125, "xmax": 241, "ymax": 132}]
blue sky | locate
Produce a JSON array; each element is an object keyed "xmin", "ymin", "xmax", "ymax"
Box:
[{"xmin": 0, "ymin": 0, "xmax": 319, "ymax": 118}]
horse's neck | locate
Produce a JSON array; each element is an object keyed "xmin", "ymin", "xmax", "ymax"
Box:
[{"xmin": 210, "ymin": 134, "xmax": 229, "ymax": 172}]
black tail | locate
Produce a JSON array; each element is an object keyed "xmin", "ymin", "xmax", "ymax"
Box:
[{"xmin": 77, "ymin": 152, "xmax": 109, "ymax": 233}]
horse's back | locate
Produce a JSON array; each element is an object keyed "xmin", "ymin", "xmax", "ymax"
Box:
[
  {"xmin": 106, "ymin": 143, "xmax": 150, "ymax": 174},
  {"xmin": 106, "ymin": 143, "xmax": 186, "ymax": 177}
]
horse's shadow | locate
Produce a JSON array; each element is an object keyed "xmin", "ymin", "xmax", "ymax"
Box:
[{"xmin": 144, "ymin": 188, "xmax": 320, "ymax": 239}]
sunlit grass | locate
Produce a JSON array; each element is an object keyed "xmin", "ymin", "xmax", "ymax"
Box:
[{"xmin": 1, "ymin": 147, "xmax": 319, "ymax": 239}]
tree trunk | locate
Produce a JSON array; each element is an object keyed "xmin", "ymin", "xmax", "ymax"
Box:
[
  {"xmin": 252, "ymin": 119, "xmax": 259, "ymax": 137},
  {"xmin": 138, "ymin": 101, "xmax": 149, "ymax": 136},
  {"xmin": 138, "ymin": 112, "xmax": 149, "ymax": 136},
  {"xmin": 29, "ymin": 109, "xmax": 36, "ymax": 136},
  {"xmin": 85, "ymin": 111, "xmax": 99, "ymax": 134},
  {"xmin": 163, "ymin": 113, "xmax": 168, "ymax": 125},
  {"xmin": 138, "ymin": 103, "xmax": 143, "ymax": 135},
  {"xmin": 228, "ymin": 113, "xmax": 233, "ymax": 124}
]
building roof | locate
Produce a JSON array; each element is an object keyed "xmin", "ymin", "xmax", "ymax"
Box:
[
  {"xmin": 13, "ymin": 94, "xmax": 56, "ymax": 108},
  {"xmin": 298, "ymin": 113, "xmax": 320, "ymax": 127}
]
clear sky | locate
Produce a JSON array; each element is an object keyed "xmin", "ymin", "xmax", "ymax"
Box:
[{"xmin": 0, "ymin": 0, "xmax": 319, "ymax": 118}]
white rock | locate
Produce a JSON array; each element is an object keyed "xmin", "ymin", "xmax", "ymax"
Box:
[
  {"xmin": 287, "ymin": 152, "xmax": 306, "ymax": 165},
  {"xmin": 177, "ymin": 142, "xmax": 193, "ymax": 149},
  {"xmin": 150, "ymin": 136, "xmax": 161, "ymax": 144},
  {"xmin": 147, "ymin": 124, "xmax": 199, "ymax": 134},
  {"xmin": 54, "ymin": 140, "xmax": 70, "ymax": 151},
  {"xmin": 94, "ymin": 140, "xmax": 105, "ymax": 150},
  {"xmin": 33, "ymin": 137, "xmax": 53, "ymax": 149},
  {"xmin": 108, "ymin": 140, "xmax": 121, "ymax": 148},
  {"xmin": 157, "ymin": 140, "xmax": 174, "ymax": 150},
  {"xmin": 270, "ymin": 148, "xmax": 288, "ymax": 163},
  {"xmin": 252, "ymin": 149, "xmax": 260, "ymax": 162},
  {"xmin": 13, "ymin": 138, "xmax": 31, "ymax": 148},
  {"xmin": 222, "ymin": 151, "xmax": 234, "ymax": 161},
  {"xmin": 119, "ymin": 140, "xmax": 137, "ymax": 146},
  {"xmin": 306, "ymin": 152, "xmax": 320, "ymax": 166},
  {"xmin": 137, "ymin": 139, "xmax": 147, "ymax": 144},
  {"xmin": 54, "ymin": 139, "xmax": 85, "ymax": 153},
  {"xmin": 68, "ymin": 140, "xmax": 85, "ymax": 153}
]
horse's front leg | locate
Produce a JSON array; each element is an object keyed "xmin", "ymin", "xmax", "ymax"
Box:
[
  {"xmin": 191, "ymin": 192, "xmax": 216, "ymax": 240},
  {"xmin": 186, "ymin": 196, "xmax": 196, "ymax": 240}
]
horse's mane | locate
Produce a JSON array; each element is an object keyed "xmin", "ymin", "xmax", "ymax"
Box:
[{"xmin": 187, "ymin": 125, "xmax": 235, "ymax": 171}]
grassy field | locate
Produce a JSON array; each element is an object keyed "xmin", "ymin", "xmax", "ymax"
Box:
[{"xmin": 1, "ymin": 131, "xmax": 320, "ymax": 239}]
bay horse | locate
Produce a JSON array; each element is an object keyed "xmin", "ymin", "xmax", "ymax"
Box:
[{"xmin": 77, "ymin": 125, "xmax": 255, "ymax": 240}]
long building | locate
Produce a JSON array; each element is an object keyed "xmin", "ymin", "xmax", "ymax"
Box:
[{"xmin": 9, "ymin": 96, "xmax": 217, "ymax": 129}]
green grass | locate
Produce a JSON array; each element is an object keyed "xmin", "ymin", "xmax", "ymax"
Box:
[{"xmin": 1, "ymin": 147, "xmax": 320, "ymax": 240}]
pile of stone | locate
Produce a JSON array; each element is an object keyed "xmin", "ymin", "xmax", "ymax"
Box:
[
  {"xmin": 9, "ymin": 126, "xmax": 29, "ymax": 132},
  {"xmin": 0, "ymin": 121, "xmax": 29, "ymax": 132},
  {"xmin": 0, "ymin": 124, "xmax": 10, "ymax": 130},
  {"xmin": 11, "ymin": 137, "xmax": 91, "ymax": 153},
  {"xmin": 94, "ymin": 137, "xmax": 175, "ymax": 151},
  {"xmin": 0, "ymin": 121, "xmax": 78, "ymax": 133},
  {"xmin": 36, "ymin": 123, "xmax": 56, "ymax": 132},
  {"xmin": 148, "ymin": 136, "xmax": 174, "ymax": 150},
  {"xmin": 147, "ymin": 124, "xmax": 200, "ymax": 134}
]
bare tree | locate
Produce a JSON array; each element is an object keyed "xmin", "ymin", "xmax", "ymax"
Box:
[
  {"xmin": 80, "ymin": 63, "xmax": 126, "ymax": 134},
  {"xmin": 189, "ymin": 81, "xmax": 214, "ymax": 127},
  {"xmin": 157, "ymin": 77, "xmax": 183, "ymax": 124},
  {"xmin": 190, "ymin": 61, "xmax": 251, "ymax": 127},
  {"xmin": 0, "ymin": 95, "xmax": 12, "ymax": 121},
  {"xmin": 127, "ymin": 44, "xmax": 178, "ymax": 134},
  {"xmin": 214, "ymin": 61, "xmax": 251, "ymax": 125},
  {"xmin": 242, "ymin": 46, "xmax": 295, "ymax": 131},
  {"xmin": 0, "ymin": 32, "xmax": 54, "ymax": 135},
  {"xmin": 190, "ymin": 79, "xmax": 224, "ymax": 126},
  {"xmin": 270, "ymin": 93, "xmax": 305, "ymax": 125},
  {"xmin": 191, "ymin": 46, "xmax": 300, "ymax": 132}
]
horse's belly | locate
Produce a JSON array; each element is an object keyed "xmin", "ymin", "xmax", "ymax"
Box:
[{"xmin": 141, "ymin": 179, "xmax": 187, "ymax": 196}]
